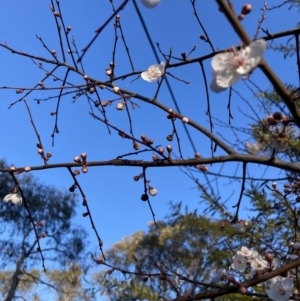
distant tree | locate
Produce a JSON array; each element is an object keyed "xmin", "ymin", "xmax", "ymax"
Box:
[
  {"xmin": 94, "ymin": 203, "xmax": 238, "ymax": 300},
  {"xmin": 95, "ymin": 179, "xmax": 300, "ymax": 301},
  {"xmin": 0, "ymin": 160, "xmax": 90, "ymax": 301}
]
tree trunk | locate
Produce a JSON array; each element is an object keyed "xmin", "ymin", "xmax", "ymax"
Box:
[{"xmin": 4, "ymin": 251, "xmax": 26, "ymax": 301}]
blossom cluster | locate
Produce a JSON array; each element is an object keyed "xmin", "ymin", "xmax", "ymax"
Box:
[{"xmin": 212, "ymin": 247, "xmax": 294, "ymax": 301}]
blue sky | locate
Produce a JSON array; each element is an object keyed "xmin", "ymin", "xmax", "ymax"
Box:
[{"xmin": 0, "ymin": 0, "xmax": 299, "ymax": 296}]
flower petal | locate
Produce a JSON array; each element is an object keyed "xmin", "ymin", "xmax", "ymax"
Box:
[
  {"xmin": 236, "ymin": 39, "xmax": 266, "ymax": 74},
  {"xmin": 141, "ymin": 71, "xmax": 154, "ymax": 82},
  {"xmin": 11, "ymin": 193, "xmax": 23, "ymax": 205},
  {"xmin": 211, "ymin": 52, "xmax": 234, "ymax": 72},
  {"xmin": 210, "ymin": 76, "xmax": 227, "ymax": 93},
  {"xmin": 215, "ymin": 68, "xmax": 241, "ymax": 88},
  {"xmin": 157, "ymin": 62, "xmax": 165, "ymax": 75},
  {"xmin": 3, "ymin": 193, "xmax": 23, "ymax": 205},
  {"xmin": 3, "ymin": 193, "xmax": 13, "ymax": 203}
]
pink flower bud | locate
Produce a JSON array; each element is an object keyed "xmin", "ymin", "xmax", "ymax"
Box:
[
  {"xmin": 167, "ymin": 145, "xmax": 172, "ymax": 153},
  {"xmin": 157, "ymin": 147, "xmax": 164, "ymax": 155},
  {"xmin": 74, "ymin": 156, "xmax": 82, "ymax": 164},
  {"xmin": 113, "ymin": 86, "xmax": 120, "ymax": 93},
  {"xmin": 81, "ymin": 152, "xmax": 87, "ymax": 160},
  {"xmin": 241, "ymin": 4, "xmax": 252, "ymax": 15}
]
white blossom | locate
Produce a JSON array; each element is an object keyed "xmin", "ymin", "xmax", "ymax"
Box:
[
  {"xmin": 266, "ymin": 277, "xmax": 293, "ymax": 301},
  {"xmin": 3, "ymin": 193, "xmax": 23, "ymax": 205},
  {"xmin": 231, "ymin": 254, "xmax": 247, "ymax": 272},
  {"xmin": 210, "ymin": 39, "xmax": 266, "ymax": 92},
  {"xmin": 250, "ymin": 255, "xmax": 269, "ymax": 271},
  {"xmin": 141, "ymin": 0, "xmax": 160, "ymax": 9},
  {"xmin": 237, "ymin": 247, "xmax": 258, "ymax": 261},
  {"xmin": 141, "ymin": 62, "xmax": 165, "ymax": 82},
  {"xmin": 211, "ymin": 268, "xmax": 227, "ymax": 282}
]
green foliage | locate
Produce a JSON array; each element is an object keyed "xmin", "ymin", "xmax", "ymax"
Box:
[
  {"xmin": 0, "ymin": 160, "xmax": 90, "ymax": 300},
  {"xmin": 95, "ymin": 204, "xmax": 237, "ymax": 300}
]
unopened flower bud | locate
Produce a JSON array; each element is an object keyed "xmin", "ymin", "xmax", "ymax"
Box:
[
  {"xmin": 81, "ymin": 152, "xmax": 87, "ymax": 160},
  {"xmin": 241, "ymin": 4, "xmax": 252, "ymax": 15},
  {"xmin": 238, "ymin": 14, "xmax": 245, "ymax": 21},
  {"xmin": 83, "ymin": 75, "xmax": 89, "ymax": 80},
  {"xmin": 134, "ymin": 175, "xmax": 140, "ymax": 181},
  {"xmin": 106, "ymin": 69, "xmax": 112, "ymax": 76},
  {"xmin": 195, "ymin": 152, "xmax": 201, "ymax": 159},
  {"xmin": 46, "ymin": 152, "xmax": 52, "ymax": 158},
  {"xmin": 36, "ymin": 221, "xmax": 45, "ymax": 227},
  {"xmin": 24, "ymin": 166, "xmax": 31, "ymax": 172},
  {"xmin": 51, "ymin": 50, "xmax": 57, "ymax": 56},
  {"xmin": 141, "ymin": 193, "xmax": 148, "ymax": 201},
  {"xmin": 133, "ymin": 142, "xmax": 140, "ymax": 150},
  {"xmin": 182, "ymin": 117, "xmax": 189, "ymax": 123},
  {"xmin": 66, "ymin": 26, "xmax": 72, "ymax": 33},
  {"xmin": 38, "ymin": 148, "xmax": 44, "ymax": 155},
  {"xmin": 157, "ymin": 147, "xmax": 164, "ymax": 155},
  {"xmin": 73, "ymin": 170, "xmax": 80, "ymax": 176},
  {"xmin": 117, "ymin": 102, "xmax": 125, "ymax": 110},
  {"xmin": 53, "ymin": 11, "xmax": 61, "ymax": 17},
  {"xmin": 113, "ymin": 86, "xmax": 120, "ymax": 93},
  {"xmin": 166, "ymin": 134, "xmax": 173, "ymax": 141},
  {"xmin": 272, "ymin": 182, "xmax": 277, "ymax": 189},
  {"xmin": 74, "ymin": 156, "xmax": 82, "ymax": 164},
  {"xmin": 88, "ymin": 87, "xmax": 95, "ymax": 94},
  {"xmin": 82, "ymin": 212, "xmax": 89, "ymax": 217},
  {"xmin": 149, "ymin": 187, "xmax": 158, "ymax": 196},
  {"xmin": 265, "ymin": 252, "xmax": 274, "ymax": 262},
  {"xmin": 82, "ymin": 165, "xmax": 88, "ymax": 173},
  {"xmin": 167, "ymin": 145, "xmax": 172, "ymax": 153},
  {"xmin": 152, "ymin": 155, "xmax": 159, "ymax": 162},
  {"xmin": 195, "ymin": 165, "xmax": 208, "ymax": 172}
]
